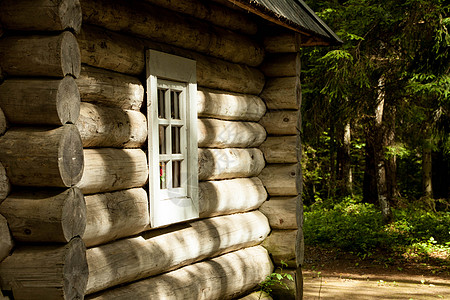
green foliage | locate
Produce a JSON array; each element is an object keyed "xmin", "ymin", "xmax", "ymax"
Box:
[
  {"xmin": 304, "ymin": 199, "xmax": 450, "ymax": 256},
  {"xmin": 259, "ymin": 261, "xmax": 294, "ymax": 296}
]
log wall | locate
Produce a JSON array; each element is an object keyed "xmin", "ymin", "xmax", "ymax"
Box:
[
  {"xmin": 258, "ymin": 40, "xmax": 304, "ymax": 299},
  {"xmin": 0, "ymin": 0, "xmax": 306, "ymax": 298}
]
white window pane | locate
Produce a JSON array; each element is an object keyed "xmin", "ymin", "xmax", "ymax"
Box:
[
  {"xmin": 171, "ymin": 90, "xmax": 181, "ymax": 119},
  {"xmin": 171, "ymin": 126, "xmax": 181, "ymax": 154},
  {"xmin": 158, "ymin": 88, "xmax": 166, "ymax": 119},
  {"xmin": 159, "ymin": 125, "xmax": 167, "ymax": 154},
  {"xmin": 172, "ymin": 160, "xmax": 181, "ymax": 188}
]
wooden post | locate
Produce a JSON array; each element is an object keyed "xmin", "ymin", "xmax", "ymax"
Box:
[
  {"xmin": 198, "ymin": 148, "xmax": 265, "ymax": 180},
  {"xmin": 0, "ymin": 124, "xmax": 84, "ymax": 187},
  {"xmin": 80, "ymin": 0, "xmax": 264, "ymax": 67},
  {"xmin": 0, "ymin": 188, "xmax": 86, "ymax": 243},
  {"xmin": 198, "ymin": 118, "xmax": 266, "ymax": 148},
  {"xmin": 77, "ymin": 102, "xmax": 147, "ymax": 148},
  {"xmin": 86, "ymin": 211, "xmax": 270, "ymax": 294},
  {"xmin": 0, "ymin": 0, "xmax": 82, "ymax": 33},
  {"xmin": 83, "ymin": 188, "xmax": 149, "ymax": 247},
  {"xmin": 77, "ymin": 148, "xmax": 148, "ymax": 194},
  {"xmin": 0, "ymin": 32, "xmax": 81, "ymax": 78},
  {"xmin": 197, "ymin": 88, "xmax": 266, "ymax": 121},
  {"xmin": 0, "ymin": 214, "xmax": 13, "ymax": 263},
  {"xmin": 0, "ymin": 76, "xmax": 80, "ymax": 125},
  {"xmin": 199, "ymin": 177, "xmax": 267, "ymax": 218},
  {"xmin": 76, "ymin": 65, "xmax": 144, "ymax": 111},
  {"xmin": 0, "ymin": 237, "xmax": 88, "ymax": 300},
  {"xmin": 87, "ymin": 246, "xmax": 273, "ymax": 300}
]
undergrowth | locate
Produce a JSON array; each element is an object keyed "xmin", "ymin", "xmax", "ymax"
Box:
[{"xmin": 303, "ymin": 198, "xmax": 450, "ymax": 261}]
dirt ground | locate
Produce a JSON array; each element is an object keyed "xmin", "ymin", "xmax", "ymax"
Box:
[{"xmin": 302, "ymin": 246, "xmax": 450, "ymax": 299}]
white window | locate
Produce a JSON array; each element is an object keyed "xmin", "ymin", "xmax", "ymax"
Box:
[{"xmin": 147, "ymin": 50, "xmax": 198, "ymax": 228}]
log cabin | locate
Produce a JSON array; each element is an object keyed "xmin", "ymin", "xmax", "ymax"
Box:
[{"xmin": 0, "ymin": 0, "xmax": 341, "ymax": 299}]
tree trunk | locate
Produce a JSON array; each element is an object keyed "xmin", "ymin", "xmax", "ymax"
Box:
[
  {"xmin": 337, "ymin": 122, "xmax": 352, "ymax": 196},
  {"xmin": 422, "ymin": 140, "xmax": 433, "ymax": 199}
]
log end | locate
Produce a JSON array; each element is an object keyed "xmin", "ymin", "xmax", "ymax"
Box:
[
  {"xmin": 62, "ymin": 187, "xmax": 86, "ymax": 241},
  {"xmin": 57, "ymin": 76, "xmax": 81, "ymax": 124},
  {"xmin": 0, "ymin": 214, "xmax": 13, "ymax": 263},
  {"xmin": 59, "ymin": 124, "xmax": 84, "ymax": 187},
  {"xmin": 0, "ymin": 162, "xmax": 11, "ymax": 201},
  {"xmin": 0, "ymin": 107, "xmax": 7, "ymax": 137},
  {"xmin": 63, "ymin": 237, "xmax": 88, "ymax": 299},
  {"xmin": 61, "ymin": 31, "xmax": 81, "ymax": 78},
  {"xmin": 59, "ymin": 0, "xmax": 83, "ymax": 33}
]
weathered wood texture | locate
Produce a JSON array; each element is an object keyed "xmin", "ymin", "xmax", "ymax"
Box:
[
  {"xmin": 259, "ymin": 164, "xmax": 301, "ymax": 196},
  {"xmin": 0, "ymin": 237, "xmax": 88, "ymax": 300},
  {"xmin": 198, "ymin": 148, "xmax": 265, "ymax": 180},
  {"xmin": 78, "ymin": 25, "xmax": 264, "ymax": 94},
  {"xmin": 259, "ymin": 110, "xmax": 299, "ymax": 135},
  {"xmin": 142, "ymin": 0, "xmax": 258, "ymax": 35},
  {"xmin": 77, "ymin": 102, "xmax": 147, "ymax": 148},
  {"xmin": 86, "ymin": 211, "xmax": 270, "ymax": 294},
  {"xmin": 81, "ymin": 0, "xmax": 264, "ymax": 67},
  {"xmin": 259, "ymin": 197, "xmax": 298, "ymax": 229},
  {"xmin": 198, "ymin": 118, "xmax": 266, "ymax": 148},
  {"xmin": 199, "ymin": 177, "xmax": 267, "ymax": 218},
  {"xmin": 0, "ymin": 32, "xmax": 81, "ymax": 78},
  {"xmin": 264, "ymin": 34, "xmax": 297, "ymax": 53},
  {"xmin": 260, "ymin": 77, "xmax": 297, "ymax": 110},
  {"xmin": 197, "ymin": 88, "xmax": 266, "ymax": 121},
  {"xmin": 0, "ymin": 163, "xmax": 10, "ymax": 201},
  {"xmin": 259, "ymin": 136, "xmax": 298, "ymax": 163},
  {"xmin": 0, "ymin": 125, "xmax": 84, "ymax": 187},
  {"xmin": 83, "ymin": 188, "xmax": 149, "ymax": 247},
  {"xmin": 239, "ymin": 291, "xmax": 273, "ymax": 300},
  {"xmin": 0, "ymin": 0, "xmax": 82, "ymax": 33},
  {"xmin": 77, "ymin": 148, "xmax": 148, "ymax": 194},
  {"xmin": 100, "ymin": 246, "xmax": 272, "ymax": 299},
  {"xmin": 0, "ymin": 289, "xmax": 10, "ymax": 300},
  {"xmin": 261, "ymin": 54, "xmax": 297, "ymax": 77},
  {"xmin": 0, "ymin": 188, "xmax": 86, "ymax": 243},
  {"xmin": 88, "ymin": 246, "xmax": 272, "ymax": 300},
  {"xmin": 0, "ymin": 77, "xmax": 80, "ymax": 125},
  {"xmin": 262, "ymin": 230, "xmax": 297, "ymax": 267},
  {"xmin": 76, "ymin": 65, "xmax": 144, "ymax": 111},
  {"xmin": 0, "ymin": 214, "xmax": 13, "ymax": 263},
  {"xmin": 0, "ymin": 108, "xmax": 6, "ymax": 136}
]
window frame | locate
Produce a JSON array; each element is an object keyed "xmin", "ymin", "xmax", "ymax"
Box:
[{"xmin": 146, "ymin": 50, "xmax": 198, "ymax": 228}]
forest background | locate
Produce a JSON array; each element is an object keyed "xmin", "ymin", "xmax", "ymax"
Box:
[{"xmin": 300, "ymin": 0, "xmax": 449, "ymax": 267}]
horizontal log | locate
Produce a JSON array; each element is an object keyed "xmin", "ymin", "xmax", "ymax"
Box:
[
  {"xmin": 260, "ymin": 77, "xmax": 298, "ymax": 110},
  {"xmin": 86, "ymin": 211, "xmax": 270, "ymax": 294},
  {"xmin": 198, "ymin": 118, "xmax": 266, "ymax": 148},
  {"xmin": 258, "ymin": 164, "xmax": 300, "ymax": 196},
  {"xmin": 264, "ymin": 34, "xmax": 296, "ymax": 53},
  {"xmin": 79, "ymin": 25, "xmax": 265, "ymax": 94},
  {"xmin": 88, "ymin": 245, "xmax": 272, "ymax": 300},
  {"xmin": 197, "ymin": 88, "xmax": 266, "ymax": 121},
  {"xmin": 239, "ymin": 291, "xmax": 273, "ymax": 300},
  {"xmin": 0, "ymin": 108, "xmax": 6, "ymax": 135},
  {"xmin": 142, "ymin": 0, "xmax": 257, "ymax": 35},
  {"xmin": 0, "ymin": 237, "xmax": 88, "ymax": 300},
  {"xmin": 0, "ymin": 188, "xmax": 86, "ymax": 243},
  {"xmin": 76, "ymin": 65, "xmax": 144, "ymax": 111},
  {"xmin": 259, "ymin": 136, "xmax": 298, "ymax": 163},
  {"xmin": 83, "ymin": 188, "xmax": 149, "ymax": 247},
  {"xmin": 259, "ymin": 110, "xmax": 299, "ymax": 136},
  {"xmin": 0, "ymin": 124, "xmax": 84, "ymax": 187},
  {"xmin": 77, "ymin": 148, "xmax": 148, "ymax": 194},
  {"xmin": 262, "ymin": 229, "xmax": 297, "ymax": 267},
  {"xmin": 0, "ymin": 76, "xmax": 80, "ymax": 125},
  {"xmin": 0, "ymin": 0, "xmax": 82, "ymax": 33},
  {"xmin": 0, "ymin": 163, "xmax": 10, "ymax": 201},
  {"xmin": 198, "ymin": 148, "xmax": 265, "ymax": 180},
  {"xmin": 199, "ymin": 177, "xmax": 267, "ymax": 218},
  {"xmin": 77, "ymin": 102, "xmax": 147, "ymax": 148},
  {"xmin": 0, "ymin": 31, "xmax": 81, "ymax": 78},
  {"xmin": 261, "ymin": 53, "xmax": 297, "ymax": 77},
  {"xmin": 81, "ymin": 0, "xmax": 264, "ymax": 67},
  {"xmin": 0, "ymin": 214, "xmax": 13, "ymax": 263},
  {"xmin": 270, "ymin": 268, "xmax": 296, "ymax": 300},
  {"xmin": 259, "ymin": 196, "xmax": 298, "ymax": 229}
]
